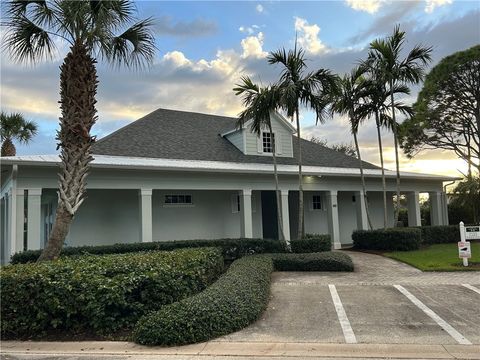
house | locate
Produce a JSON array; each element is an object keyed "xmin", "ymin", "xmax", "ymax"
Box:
[{"xmin": 0, "ymin": 108, "xmax": 453, "ymax": 262}]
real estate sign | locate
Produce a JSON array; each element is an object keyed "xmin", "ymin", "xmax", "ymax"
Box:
[
  {"xmin": 465, "ymin": 225, "xmax": 480, "ymax": 240},
  {"xmin": 458, "ymin": 241, "xmax": 471, "ymax": 259}
]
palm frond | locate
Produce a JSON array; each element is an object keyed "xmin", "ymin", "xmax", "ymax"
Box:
[{"xmin": 102, "ymin": 17, "xmax": 156, "ymax": 69}]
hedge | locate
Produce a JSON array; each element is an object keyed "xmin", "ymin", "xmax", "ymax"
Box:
[
  {"xmin": 132, "ymin": 255, "xmax": 274, "ymax": 346},
  {"xmin": 352, "ymin": 228, "xmax": 421, "ymax": 251},
  {"xmin": 1, "ymin": 248, "xmax": 223, "ymax": 338},
  {"xmin": 272, "ymin": 252, "xmax": 353, "ymax": 271},
  {"xmin": 132, "ymin": 251, "xmax": 354, "ymax": 346},
  {"xmin": 290, "ymin": 234, "xmax": 331, "ymax": 253},
  {"xmin": 418, "ymin": 225, "xmax": 460, "ymax": 244},
  {"xmin": 11, "ymin": 238, "xmax": 286, "ymax": 264}
]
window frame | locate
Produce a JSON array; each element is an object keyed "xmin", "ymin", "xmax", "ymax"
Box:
[
  {"xmin": 163, "ymin": 194, "xmax": 194, "ymax": 207},
  {"xmin": 311, "ymin": 194, "xmax": 323, "ymax": 211},
  {"xmin": 261, "ymin": 131, "xmax": 275, "ymax": 154}
]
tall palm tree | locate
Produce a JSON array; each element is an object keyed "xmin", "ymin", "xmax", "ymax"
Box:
[
  {"xmin": 366, "ymin": 25, "xmax": 432, "ymax": 225},
  {"xmin": 332, "ymin": 68, "xmax": 373, "ymax": 230},
  {"xmin": 233, "ymin": 76, "xmax": 288, "ymax": 247},
  {"xmin": 3, "ymin": 0, "xmax": 156, "ymax": 261},
  {"xmin": 0, "ymin": 111, "xmax": 38, "ymax": 156},
  {"xmin": 360, "ymin": 59, "xmax": 414, "ymax": 228},
  {"xmin": 268, "ymin": 46, "xmax": 337, "ymax": 239}
]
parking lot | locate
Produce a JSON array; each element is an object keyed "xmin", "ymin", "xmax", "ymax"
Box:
[{"xmin": 219, "ymin": 251, "xmax": 480, "ymax": 346}]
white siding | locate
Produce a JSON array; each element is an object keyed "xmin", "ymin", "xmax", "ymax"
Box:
[
  {"xmin": 225, "ymin": 131, "xmax": 244, "ymax": 152},
  {"xmin": 244, "ymin": 115, "xmax": 294, "ymax": 157}
]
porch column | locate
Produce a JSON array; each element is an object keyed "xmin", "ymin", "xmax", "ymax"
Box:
[
  {"xmin": 240, "ymin": 189, "xmax": 253, "ymax": 238},
  {"xmin": 27, "ymin": 188, "xmax": 42, "ymax": 250},
  {"xmin": 280, "ymin": 190, "xmax": 290, "ymax": 242},
  {"xmin": 354, "ymin": 191, "xmax": 368, "ymax": 230},
  {"xmin": 429, "ymin": 191, "xmax": 443, "ymax": 225},
  {"xmin": 15, "ymin": 189, "xmax": 25, "ymax": 253},
  {"xmin": 442, "ymin": 192, "xmax": 449, "ymax": 225},
  {"xmin": 139, "ymin": 189, "xmax": 153, "ymax": 242},
  {"xmin": 326, "ymin": 190, "xmax": 341, "ymax": 249},
  {"xmin": 406, "ymin": 191, "xmax": 421, "ymax": 227}
]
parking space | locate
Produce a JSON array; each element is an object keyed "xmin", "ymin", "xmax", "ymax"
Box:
[
  {"xmin": 222, "ymin": 252, "xmax": 480, "ymax": 346},
  {"xmin": 404, "ymin": 284, "xmax": 480, "ymax": 344},
  {"xmin": 220, "ymin": 282, "xmax": 345, "ymax": 343}
]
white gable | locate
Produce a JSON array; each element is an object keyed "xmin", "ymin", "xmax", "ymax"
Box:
[{"xmin": 223, "ymin": 112, "xmax": 295, "ymax": 158}]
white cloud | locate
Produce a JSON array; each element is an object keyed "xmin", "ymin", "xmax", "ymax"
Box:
[
  {"xmin": 294, "ymin": 17, "xmax": 327, "ymax": 55},
  {"xmin": 425, "ymin": 0, "xmax": 453, "ymax": 13},
  {"xmin": 345, "ymin": 0, "xmax": 386, "ymax": 14},
  {"xmin": 256, "ymin": 4, "xmax": 264, "ymax": 13},
  {"xmin": 239, "ymin": 26, "xmax": 254, "ymax": 35},
  {"xmin": 241, "ymin": 32, "xmax": 268, "ymax": 59}
]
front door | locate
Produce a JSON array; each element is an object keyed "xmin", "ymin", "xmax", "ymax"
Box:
[{"xmin": 261, "ymin": 191, "xmax": 278, "ymax": 239}]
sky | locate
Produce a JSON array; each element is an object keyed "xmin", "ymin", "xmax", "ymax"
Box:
[{"xmin": 1, "ymin": 0, "xmax": 479, "ymax": 177}]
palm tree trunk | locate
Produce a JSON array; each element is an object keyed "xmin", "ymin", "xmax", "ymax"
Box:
[
  {"xmin": 1, "ymin": 138, "xmax": 16, "ymax": 157},
  {"xmin": 295, "ymin": 107, "xmax": 304, "ymax": 240},
  {"xmin": 375, "ymin": 111, "xmax": 388, "ymax": 229},
  {"xmin": 38, "ymin": 41, "xmax": 98, "ymax": 262},
  {"xmin": 390, "ymin": 86, "xmax": 401, "ymax": 226},
  {"xmin": 353, "ymin": 131, "xmax": 373, "ymax": 230},
  {"xmin": 269, "ymin": 124, "xmax": 286, "ymax": 246}
]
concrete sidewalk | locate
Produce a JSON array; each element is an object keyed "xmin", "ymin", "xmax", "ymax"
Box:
[{"xmin": 1, "ymin": 340, "xmax": 480, "ymax": 359}]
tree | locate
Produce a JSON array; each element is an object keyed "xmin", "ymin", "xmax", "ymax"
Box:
[
  {"xmin": 366, "ymin": 25, "xmax": 432, "ymax": 225},
  {"xmin": 268, "ymin": 46, "xmax": 338, "ymax": 239},
  {"xmin": 400, "ymin": 45, "xmax": 480, "ymax": 177},
  {"xmin": 0, "ymin": 111, "xmax": 38, "ymax": 156},
  {"xmin": 360, "ymin": 61, "xmax": 412, "ymax": 228},
  {"xmin": 3, "ymin": 0, "xmax": 155, "ymax": 261},
  {"xmin": 331, "ymin": 67, "xmax": 373, "ymax": 229},
  {"xmin": 309, "ymin": 137, "xmax": 357, "ymax": 158},
  {"xmin": 449, "ymin": 176, "xmax": 480, "ymax": 224},
  {"xmin": 233, "ymin": 76, "xmax": 288, "ymax": 247}
]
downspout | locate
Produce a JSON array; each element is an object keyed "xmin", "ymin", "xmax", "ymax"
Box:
[
  {"xmin": 9, "ymin": 164, "xmax": 18, "ymax": 258},
  {"xmin": 443, "ymin": 180, "xmax": 456, "ymax": 225}
]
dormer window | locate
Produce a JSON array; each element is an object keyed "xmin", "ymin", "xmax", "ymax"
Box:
[{"xmin": 262, "ymin": 132, "xmax": 275, "ymax": 153}]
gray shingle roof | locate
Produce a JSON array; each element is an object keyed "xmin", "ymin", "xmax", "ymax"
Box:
[{"xmin": 92, "ymin": 108, "xmax": 380, "ymax": 169}]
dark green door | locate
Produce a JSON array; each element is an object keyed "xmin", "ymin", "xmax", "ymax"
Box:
[{"xmin": 261, "ymin": 191, "xmax": 278, "ymax": 239}]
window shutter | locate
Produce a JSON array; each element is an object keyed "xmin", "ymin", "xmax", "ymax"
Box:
[
  {"xmin": 257, "ymin": 135, "xmax": 263, "ymax": 153},
  {"xmin": 275, "ymin": 133, "xmax": 282, "ymax": 155},
  {"xmin": 309, "ymin": 195, "xmax": 314, "ymax": 211}
]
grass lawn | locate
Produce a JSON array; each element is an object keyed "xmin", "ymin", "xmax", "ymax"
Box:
[{"xmin": 385, "ymin": 242, "xmax": 480, "ymax": 271}]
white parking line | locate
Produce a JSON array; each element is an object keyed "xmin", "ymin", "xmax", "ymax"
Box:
[
  {"xmin": 328, "ymin": 284, "xmax": 357, "ymax": 344},
  {"xmin": 394, "ymin": 285, "xmax": 472, "ymax": 345},
  {"xmin": 462, "ymin": 284, "xmax": 480, "ymax": 295}
]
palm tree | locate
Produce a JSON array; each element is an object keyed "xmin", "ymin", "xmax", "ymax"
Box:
[
  {"xmin": 360, "ymin": 59, "xmax": 414, "ymax": 228},
  {"xmin": 3, "ymin": 0, "xmax": 156, "ymax": 261},
  {"xmin": 332, "ymin": 68, "xmax": 373, "ymax": 230},
  {"xmin": 234, "ymin": 76, "xmax": 288, "ymax": 247},
  {"xmin": 366, "ymin": 25, "xmax": 432, "ymax": 225},
  {"xmin": 267, "ymin": 46, "xmax": 338, "ymax": 239},
  {"xmin": 0, "ymin": 111, "xmax": 38, "ymax": 156}
]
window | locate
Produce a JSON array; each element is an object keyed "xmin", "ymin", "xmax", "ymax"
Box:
[
  {"xmin": 312, "ymin": 195, "xmax": 322, "ymax": 210},
  {"xmin": 231, "ymin": 194, "xmax": 256, "ymax": 213},
  {"xmin": 165, "ymin": 194, "xmax": 193, "ymax": 205},
  {"xmin": 262, "ymin": 132, "xmax": 275, "ymax": 153}
]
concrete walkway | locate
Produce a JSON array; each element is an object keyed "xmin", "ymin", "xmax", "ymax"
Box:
[{"xmin": 2, "ymin": 251, "xmax": 479, "ymax": 359}]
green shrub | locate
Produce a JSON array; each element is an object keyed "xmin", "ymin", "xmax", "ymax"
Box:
[
  {"xmin": 290, "ymin": 234, "xmax": 331, "ymax": 253},
  {"xmin": 352, "ymin": 228, "xmax": 421, "ymax": 251},
  {"xmin": 272, "ymin": 252, "xmax": 353, "ymax": 271},
  {"xmin": 1, "ymin": 248, "xmax": 223, "ymax": 338},
  {"xmin": 132, "ymin": 255, "xmax": 273, "ymax": 346},
  {"xmin": 11, "ymin": 238, "xmax": 286, "ymax": 264},
  {"xmin": 419, "ymin": 225, "xmax": 460, "ymax": 244}
]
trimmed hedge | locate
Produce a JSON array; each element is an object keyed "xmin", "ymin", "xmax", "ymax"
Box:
[
  {"xmin": 132, "ymin": 251, "xmax": 354, "ymax": 346},
  {"xmin": 418, "ymin": 225, "xmax": 460, "ymax": 244},
  {"xmin": 1, "ymin": 248, "xmax": 223, "ymax": 338},
  {"xmin": 132, "ymin": 255, "xmax": 274, "ymax": 346},
  {"xmin": 272, "ymin": 252, "xmax": 353, "ymax": 271},
  {"xmin": 11, "ymin": 238, "xmax": 286, "ymax": 264},
  {"xmin": 290, "ymin": 234, "xmax": 331, "ymax": 253},
  {"xmin": 352, "ymin": 228, "xmax": 421, "ymax": 251}
]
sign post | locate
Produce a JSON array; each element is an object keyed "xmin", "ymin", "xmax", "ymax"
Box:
[{"xmin": 458, "ymin": 221, "xmax": 473, "ymax": 267}]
